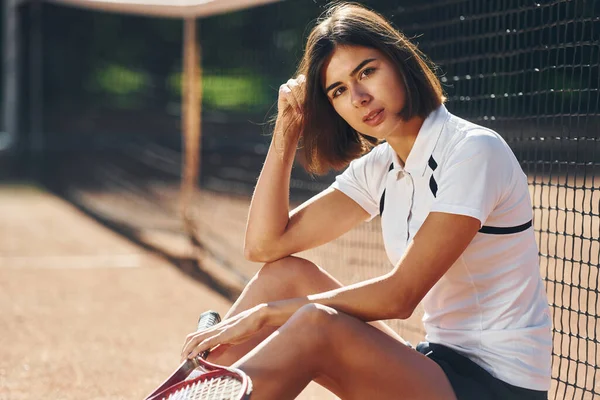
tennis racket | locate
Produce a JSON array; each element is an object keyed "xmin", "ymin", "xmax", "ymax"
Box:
[{"xmin": 144, "ymin": 310, "xmax": 253, "ymax": 400}]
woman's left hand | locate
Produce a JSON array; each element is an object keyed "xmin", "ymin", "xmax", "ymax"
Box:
[{"xmin": 180, "ymin": 304, "xmax": 268, "ymax": 362}]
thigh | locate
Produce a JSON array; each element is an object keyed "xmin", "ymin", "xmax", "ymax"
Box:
[
  {"xmin": 306, "ymin": 307, "xmax": 457, "ymax": 400},
  {"xmin": 264, "ymin": 304, "xmax": 456, "ymax": 400}
]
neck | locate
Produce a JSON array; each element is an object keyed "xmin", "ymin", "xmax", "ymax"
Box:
[{"xmin": 385, "ymin": 115, "xmax": 425, "ymax": 166}]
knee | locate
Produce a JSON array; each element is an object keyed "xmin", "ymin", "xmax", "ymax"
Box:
[
  {"xmin": 259, "ymin": 256, "xmax": 319, "ymax": 278},
  {"xmin": 251, "ymin": 256, "xmax": 323, "ymax": 296},
  {"xmin": 286, "ymin": 303, "xmax": 339, "ymax": 346},
  {"xmin": 293, "ymin": 303, "xmax": 339, "ymax": 323}
]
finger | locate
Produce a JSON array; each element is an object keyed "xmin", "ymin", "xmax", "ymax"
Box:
[
  {"xmin": 287, "ymin": 78, "xmax": 304, "ymax": 97},
  {"xmin": 187, "ymin": 333, "xmax": 221, "ymax": 359},
  {"xmin": 186, "ymin": 320, "xmax": 248, "ymax": 360},
  {"xmin": 287, "ymin": 78, "xmax": 300, "ymax": 89},
  {"xmin": 181, "ymin": 332, "xmax": 197, "ymax": 355},
  {"xmin": 181, "ymin": 335, "xmax": 206, "ymax": 362},
  {"xmin": 283, "ymin": 107, "xmax": 303, "ymax": 128},
  {"xmin": 181, "ymin": 329, "xmax": 211, "ymax": 358},
  {"xmin": 279, "ymin": 82, "xmax": 292, "ymax": 94},
  {"xmin": 181, "ymin": 313, "xmax": 248, "ymax": 360},
  {"xmin": 180, "ymin": 318, "xmax": 226, "ymax": 354},
  {"xmin": 286, "ymin": 79, "xmax": 304, "ymax": 113},
  {"xmin": 280, "ymin": 83, "xmax": 302, "ymax": 114},
  {"xmin": 181, "ymin": 334, "xmax": 200, "ymax": 360},
  {"xmin": 279, "ymin": 85, "xmax": 301, "ymax": 114}
]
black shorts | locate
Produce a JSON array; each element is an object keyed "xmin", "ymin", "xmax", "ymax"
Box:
[{"xmin": 415, "ymin": 342, "xmax": 548, "ymax": 400}]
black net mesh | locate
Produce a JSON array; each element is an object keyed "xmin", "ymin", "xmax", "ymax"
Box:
[
  {"xmin": 18, "ymin": 0, "xmax": 600, "ymax": 398},
  {"xmin": 393, "ymin": 2, "xmax": 599, "ymax": 398}
]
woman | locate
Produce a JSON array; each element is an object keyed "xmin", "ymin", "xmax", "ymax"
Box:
[{"xmin": 181, "ymin": 3, "xmax": 552, "ymax": 399}]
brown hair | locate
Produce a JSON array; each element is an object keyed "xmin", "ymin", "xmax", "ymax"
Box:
[{"xmin": 296, "ymin": 2, "xmax": 445, "ymax": 175}]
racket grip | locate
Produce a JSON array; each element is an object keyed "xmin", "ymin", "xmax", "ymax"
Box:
[{"xmin": 197, "ymin": 310, "xmax": 221, "ymax": 359}]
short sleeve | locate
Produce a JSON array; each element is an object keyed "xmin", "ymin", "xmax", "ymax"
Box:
[
  {"xmin": 330, "ymin": 146, "xmax": 388, "ymax": 221},
  {"xmin": 429, "ymin": 131, "xmax": 514, "ymax": 225}
]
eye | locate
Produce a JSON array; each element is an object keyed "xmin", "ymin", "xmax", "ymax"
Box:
[
  {"xmin": 360, "ymin": 67, "xmax": 376, "ymax": 79},
  {"xmin": 332, "ymin": 86, "xmax": 346, "ymax": 99}
]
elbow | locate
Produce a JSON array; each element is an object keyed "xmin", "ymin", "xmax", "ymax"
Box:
[
  {"xmin": 244, "ymin": 231, "xmax": 288, "ymax": 263},
  {"xmin": 243, "ymin": 243, "xmax": 277, "ymax": 263},
  {"xmin": 384, "ymin": 277, "xmax": 418, "ymax": 320},
  {"xmin": 393, "ymin": 297, "xmax": 418, "ymax": 320},
  {"xmin": 396, "ymin": 304, "xmax": 416, "ymax": 320},
  {"xmin": 243, "ymin": 244, "xmax": 265, "ymax": 263},
  {"xmin": 243, "ymin": 233, "xmax": 267, "ymax": 262}
]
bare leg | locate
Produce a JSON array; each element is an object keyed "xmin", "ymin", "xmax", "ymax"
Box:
[
  {"xmin": 234, "ymin": 304, "xmax": 456, "ymax": 400},
  {"xmin": 208, "ymin": 256, "xmax": 404, "ymax": 366}
]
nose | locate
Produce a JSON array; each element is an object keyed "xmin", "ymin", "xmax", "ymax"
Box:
[{"xmin": 350, "ymin": 85, "xmax": 371, "ymax": 108}]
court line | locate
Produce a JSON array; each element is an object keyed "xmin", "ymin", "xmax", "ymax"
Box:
[{"xmin": 0, "ymin": 254, "xmax": 145, "ymax": 269}]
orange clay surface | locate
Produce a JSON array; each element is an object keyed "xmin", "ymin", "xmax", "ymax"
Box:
[{"xmin": 0, "ymin": 184, "xmax": 335, "ymax": 399}]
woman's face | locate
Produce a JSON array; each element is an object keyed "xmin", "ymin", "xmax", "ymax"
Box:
[{"xmin": 322, "ymin": 45, "xmax": 407, "ymax": 140}]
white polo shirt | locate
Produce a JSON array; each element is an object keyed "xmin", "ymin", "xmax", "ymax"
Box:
[{"xmin": 331, "ymin": 105, "xmax": 552, "ymax": 390}]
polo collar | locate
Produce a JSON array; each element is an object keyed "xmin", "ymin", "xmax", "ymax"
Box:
[{"xmin": 401, "ymin": 104, "xmax": 450, "ymax": 176}]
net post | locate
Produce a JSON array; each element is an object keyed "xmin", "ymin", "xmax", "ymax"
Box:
[{"xmin": 181, "ymin": 16, "xmax": 202, "ymax": 247}]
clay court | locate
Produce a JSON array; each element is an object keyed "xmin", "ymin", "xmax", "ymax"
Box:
[{"xmin": 0, "ymin": 184, "xmax": 333, "ymax": 399}]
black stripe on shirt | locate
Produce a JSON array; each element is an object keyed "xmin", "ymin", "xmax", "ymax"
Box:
[
  {"xmin": 429, "ymin": 176, "xmax": 438, "ymax": 197},
  {"xmin": 379, "ymin": 189, "xmax": 386, "ymax": 216},
  {"xmin": 379, "ymin": 163, "xmax": 394, "ymax": 215},
  {"xmin": 429, "ymin": 156, "xmax": 438, "ymax": 197},
  {"xmin": 478, "ymin": 220, "xmax": 532, "ymax": 234},
  {"xmin": 428, "ymin": 156, "xmax": 438, "ymax": 171},
  {"xmin": 379, "ymin": 158, "xmax": 531, "ymax": 235}
]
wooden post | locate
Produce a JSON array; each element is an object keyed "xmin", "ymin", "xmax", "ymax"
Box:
[{"xmin": 181, "ymin": 17, "xmax": 202, "ymax": 245}]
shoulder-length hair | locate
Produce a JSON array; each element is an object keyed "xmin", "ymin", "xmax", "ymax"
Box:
[{"xmin": 296, "ymin": 2, "xmax": 445, "ymax": 175}]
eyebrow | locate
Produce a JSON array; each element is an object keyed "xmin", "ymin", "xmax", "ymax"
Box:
[{"xmin": 324, "ymin": 58, "xmax": 377, "ymax": 94}]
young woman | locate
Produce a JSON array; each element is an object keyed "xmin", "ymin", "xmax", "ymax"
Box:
[{"xmin": 181, "ymin": 3, "xmax": 552, "ymax": 399}]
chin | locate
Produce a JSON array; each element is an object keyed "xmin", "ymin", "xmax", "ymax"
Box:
[{"xmin": 364, "ymin": 132, "xmax": 386, "ymax": 142}]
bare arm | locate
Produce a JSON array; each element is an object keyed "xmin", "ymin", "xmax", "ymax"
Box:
[
  {"xmin": 182, "ymin": 212, "xmax": 480, "ymax": 359},
  {"xmin": 263, "ymin": 212, "xmax": 481, "ymax": 324},
  {"xmin": 244, "ymin": 76, "xmax": 368, "ymax": 262}
]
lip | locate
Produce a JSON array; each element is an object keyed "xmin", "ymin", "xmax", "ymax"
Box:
[{"xmin": 363, "ymin": 109, "xmax": 385, "ymax": 126}]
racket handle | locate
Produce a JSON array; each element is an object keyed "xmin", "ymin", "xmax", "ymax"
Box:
[{"xmin": 197, "ymin": 310, "xmax": 221, "ymax": 359}]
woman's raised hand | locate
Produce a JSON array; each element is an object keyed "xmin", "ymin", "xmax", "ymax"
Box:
[{"xmin": 274, "ymin": 74, "xmax": 306, "ymax": 146}]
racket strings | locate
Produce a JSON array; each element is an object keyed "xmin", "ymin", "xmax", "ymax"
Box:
[{"xmin": 163, "ymin": 375, "xmax": 244, "ymax": 400}]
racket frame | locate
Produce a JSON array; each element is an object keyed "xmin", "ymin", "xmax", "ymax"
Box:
[
  {"xmin": 144, "ymin": 311, "xmax": 253, "ymax": 400},
  {"xmin": 147, "ymin": 357, "xmax": 252, "ymax": 400}
]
